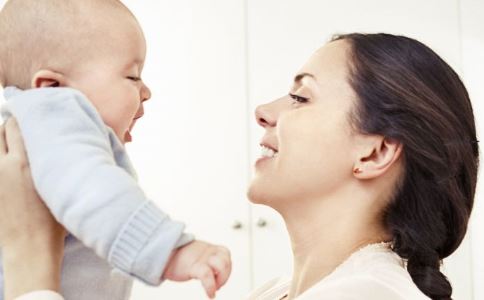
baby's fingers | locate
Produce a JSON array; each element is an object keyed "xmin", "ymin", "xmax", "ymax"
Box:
[
  {"xmin": 208, "ymin": 250, "xmax": 232, "ymax": 289},
  {"xmin": 190, "ymin": 263, "xmax": 217, "ymax": 299}
]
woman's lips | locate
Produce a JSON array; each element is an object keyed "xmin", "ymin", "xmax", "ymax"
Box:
[
  {"xmin": 255, "ymin": 144, "xmax": 278, "ymax": 166},
  {"xmin": 260, "ymin": 144, "xmax": 278, "ymax": 158}
]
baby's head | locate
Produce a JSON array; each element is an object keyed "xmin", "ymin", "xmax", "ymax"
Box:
[{"xmin": 0, "ymin": 0, "xmax": 151, "ymax": 143}]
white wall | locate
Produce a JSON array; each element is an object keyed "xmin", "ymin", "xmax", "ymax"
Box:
[
  {"xmin": 461, "ymin": 0, "xmax": 484, "ymax": 299},
  {"xmin": 122, "ymin": 1, "xmax": 252, "ymax": 299},
  {"xmin": 1, "ymin": 0, "xmax": 483, "ymax": 299}
]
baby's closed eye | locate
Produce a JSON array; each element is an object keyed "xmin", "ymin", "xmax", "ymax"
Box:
[{"xmin": 127, "ymin": 76, "xmax": 141, "ymax": 82}]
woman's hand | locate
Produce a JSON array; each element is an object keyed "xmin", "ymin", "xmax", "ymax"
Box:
[{"xmin": 0, "ymin": 118, "xmax": 66, "ymax": 300}]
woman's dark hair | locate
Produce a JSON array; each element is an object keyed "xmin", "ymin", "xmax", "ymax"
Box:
[{"xmin": 332, "ymin": 33, "xmax": 479, "ymax": 300}]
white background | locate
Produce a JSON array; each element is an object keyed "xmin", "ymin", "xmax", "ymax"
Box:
[{"xmin": 1, "ymin": 1, "xmax": 483, "ymax": 299}]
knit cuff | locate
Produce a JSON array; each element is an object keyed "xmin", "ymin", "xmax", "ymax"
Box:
[{"xmin": 108, "ymin": 201, "xmax": 189, "ymax": 285}]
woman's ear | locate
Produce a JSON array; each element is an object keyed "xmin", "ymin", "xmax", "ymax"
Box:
[
  {"xmin": 31, "ymin": 70, "xmax": 65, "ymax": 88},
  {"xmin": 353, "ymin": 136, "xmax": 403, "ymax": 180}
]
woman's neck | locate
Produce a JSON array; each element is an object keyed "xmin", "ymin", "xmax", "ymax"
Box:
[{"xmin": 280, "ymin": 192, "xmax": 390, "ymax": 299}]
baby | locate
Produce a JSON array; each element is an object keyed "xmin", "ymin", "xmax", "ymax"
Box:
[{"xmin": 0, "ymin": 1, "xmax": 231, "ymax": 299}]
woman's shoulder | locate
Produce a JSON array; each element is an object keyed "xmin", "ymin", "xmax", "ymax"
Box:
[
  {"xmin": 298, "ymin": 273, "xmax": 430, "ymax": 300},
  {"xmin": 247, "ymin": 272, "xmax": 429, "ymax": 300},
  {"xmin": 246, "ymin": 244, "xmax": 431, "ymax": 300},
  {"xmin": 246, "ymin": 277, "xmax": 291, "ymax": 300},
  {"xmin": 299, "ymin": 244, "xmax": 431, "ymax": 299}
]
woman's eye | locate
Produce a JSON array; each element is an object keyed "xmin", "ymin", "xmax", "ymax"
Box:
[
  {"xmin": 289, "ymin": 93, "xmax": 309, "ymax": 103},
  {"xmin": 127, "ymin": 76, "xmax": 141, "ymax": 82}
]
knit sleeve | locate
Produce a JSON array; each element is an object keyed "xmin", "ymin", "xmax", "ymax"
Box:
[{"xmin": 2, "ymin": 87, "xmax": 193, "ymax": 285}]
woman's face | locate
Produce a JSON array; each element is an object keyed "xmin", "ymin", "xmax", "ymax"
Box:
[{"xmin": 248, "ymin": 40, "xmax": 360, "ymax": 208}]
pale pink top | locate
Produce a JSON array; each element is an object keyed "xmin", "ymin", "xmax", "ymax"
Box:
[
  {"xmin": 14, "ymin": 290, "xmax": 64, "ymax": 300},
  {"xmin": 246, "ymin": 243, "xmax": 430, "ymax": 300}
]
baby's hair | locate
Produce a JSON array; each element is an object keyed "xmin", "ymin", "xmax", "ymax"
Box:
[{"xmin": 0, "ymin": 0, "xmax": 134, "ymax": 89}]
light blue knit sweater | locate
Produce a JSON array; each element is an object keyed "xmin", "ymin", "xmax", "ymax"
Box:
[{"xmin": 0, "ymin": 87, "xmax": 194, "ymax": 300}]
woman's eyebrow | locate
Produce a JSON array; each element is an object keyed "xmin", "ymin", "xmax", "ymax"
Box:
[{"xmin": 294, "ymin": 72, "xmax": 316, "ymax": 84}]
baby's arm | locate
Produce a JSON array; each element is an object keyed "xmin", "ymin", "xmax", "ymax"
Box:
[{"xmin": 2, "ymin": 87, "xmax": 192, "ymax": 285}]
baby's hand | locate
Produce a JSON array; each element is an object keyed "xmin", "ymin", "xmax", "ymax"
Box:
[{"xmin": 162, "ymin": 240, "xmax": 232, "ymax": 299}]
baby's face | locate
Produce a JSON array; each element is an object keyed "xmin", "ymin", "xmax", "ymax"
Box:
[{"xmin": 66, "ymin": 16, "xmax": 151, "ymax": 144}]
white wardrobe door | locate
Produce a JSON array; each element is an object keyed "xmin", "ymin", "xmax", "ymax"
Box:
[
  {"xmin": 123, "ymin": 1, "xmax": 251, "ymax": 299},
  {"xmin": 246, "ymin": 1, "xmax": 472, "ymax": 299}
]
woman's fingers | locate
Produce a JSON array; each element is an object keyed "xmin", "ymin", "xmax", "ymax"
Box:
[
  {"xmin": 0, "ymin": 122, "xmax": 7, "ymax": 154},
  {"xmin": 5, "ymin": 118, "xmax": 27, "ymax": 160}
]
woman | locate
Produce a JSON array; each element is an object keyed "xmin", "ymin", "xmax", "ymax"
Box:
[
  {"xmin": 246, "ymin": 33, "xmax": 478, "ymax": 299},
  {"xmin": 0, "ymin": 33, "xmax": 478, "ymax": 300},
  {"xmin": 0, "ymin": 118, "xmax": 65, "ymax": 300}
]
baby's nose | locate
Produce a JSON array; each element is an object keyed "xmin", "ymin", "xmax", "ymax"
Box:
[{"xmin": 141, "ymin": 84, "xmax": 151, "ymax": 102}]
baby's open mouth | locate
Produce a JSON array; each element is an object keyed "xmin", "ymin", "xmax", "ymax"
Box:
[
  {"xmin": 124, "ymin": 131, "xmax": 133, "ymax": 143},
  {"xmin": 124, "ymin": 118, "xmax": 140, "ymax": 143}
]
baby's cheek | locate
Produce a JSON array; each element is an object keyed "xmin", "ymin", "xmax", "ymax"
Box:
[
  {"xmin": 99, "ymin": 111, "xmax": 125, "ymax": 135},
  {"xmin": 116, "ymin": 101, "xmax": 140, "ymax": 132},
  {"xmin": 123, "ymin": 100, "xmax": 140, "ymax": 124}
]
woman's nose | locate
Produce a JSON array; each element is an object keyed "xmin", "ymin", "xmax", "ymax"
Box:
[{"xmin": 255, "ymin": 101, "xmax": 277, "ymax": 128}]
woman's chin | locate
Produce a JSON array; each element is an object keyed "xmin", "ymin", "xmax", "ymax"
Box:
[
  {"xmin": 247, "ymin": 181, "xmax": 266, "ymax": 204},
  {"xmin": 247, "ymin": 179, "xmax": 278, "ymax": 206},
  {"xmin": 247, "ymin": 185, "xmax": 258, "ymax": 203}
]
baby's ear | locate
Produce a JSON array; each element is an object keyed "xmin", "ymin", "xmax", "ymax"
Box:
[{"xmin": 31, "ymin": 70, "xmax": 65, "ymax": 88}]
